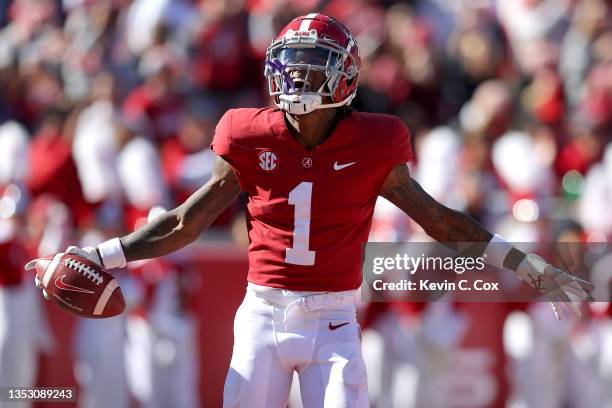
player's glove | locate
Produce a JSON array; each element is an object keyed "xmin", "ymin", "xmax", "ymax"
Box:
[
  {"xmin": 25, "ymin": 258, "xmax": 52, "ymax": 300},
  {"xmin": 65, "ymin": 246, "xmax": 103, "ymax": 266},
  {"xmin": 516, "ymin": 253, "xmax": 595, "ymax": 319},
  {"xmin": 26, "ymin": 246, "xmax": 103, "ymax": 300}
]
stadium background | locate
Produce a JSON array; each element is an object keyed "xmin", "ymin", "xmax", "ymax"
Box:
[{"xmin": 0, "ymin": 0, "xmax": 611, "ymax": 407}]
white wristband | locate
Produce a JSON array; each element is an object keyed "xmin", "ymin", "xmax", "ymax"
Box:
[
  {"xmin": 97, "ymin": 237, "xmax": 127, "ymax": 269},
  {"xmin": 482, "ymin": 234, "xmax": 514, "ymax": 269}
]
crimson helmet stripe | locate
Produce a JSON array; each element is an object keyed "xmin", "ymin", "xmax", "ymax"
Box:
[{"xmin": 298, "ymin": 13, "xmax": 319, "ymax": 32}]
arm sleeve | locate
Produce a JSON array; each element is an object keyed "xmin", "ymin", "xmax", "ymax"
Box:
[
  {"xmin": 389, "ymin": 117, "xmax": 415, "ymax": 165},
  {"xmin": 209, "ymin": 109, "xmax": 248, "ymax": 192},
  {"xmin": 210, "ymin": 110, "xmax": 232, "ymax": 159}
]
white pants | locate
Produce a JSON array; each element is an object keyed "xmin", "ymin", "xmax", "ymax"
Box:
[{"xmin": 223, "ymin": 284, "xmax": 369, "ymax": 408}]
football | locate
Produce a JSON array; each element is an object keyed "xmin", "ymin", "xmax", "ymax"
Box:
[{"xmin": 32, "ymin": 253, "xmax": 125, "ymax": 318}]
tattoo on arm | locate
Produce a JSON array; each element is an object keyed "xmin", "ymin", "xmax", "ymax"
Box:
[
  {"xmin": 380, "ymin": 163, "xmax": 492, "ymax": 246},
  {"xmin": 120, "ymin": 156, "xmax": 241, "ymax": 262}
]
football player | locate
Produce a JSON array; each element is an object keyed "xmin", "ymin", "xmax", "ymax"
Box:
[{"xmin": 27, "ymin": 14, "xmax": 594, "ymax": 407}]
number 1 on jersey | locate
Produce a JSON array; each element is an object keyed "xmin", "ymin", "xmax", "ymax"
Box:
[{"xmin": 285, "ymin": 182, "xmax": 316, "ymax": 266}]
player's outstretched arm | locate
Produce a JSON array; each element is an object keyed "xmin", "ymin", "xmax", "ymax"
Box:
[
  {"xmin": 380, "ymin": 163, "xmax": 492, "ymax": 244},
  {"xmin": 25, "ymin": 156, "xmax": 240, "ymax": 313},
  {"xmin": 121, "ymin": 156, "xmax": 241, "ymax": 262},
  {"xmin": 380, "ymin": 163, "xmax": 594, "ymax": 319},
  {"xmin": 28, "ymin": 155, "xmax": 240, "ymax": 275}
]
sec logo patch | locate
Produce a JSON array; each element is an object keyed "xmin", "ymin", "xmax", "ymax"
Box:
[{"xmin": 258, "ymin": 150, "xmax": 278, "ymax": 171}]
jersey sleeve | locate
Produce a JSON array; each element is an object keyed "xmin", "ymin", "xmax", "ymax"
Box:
[
  {"xmin": 209, "ymin": 109, "xmax": 251, "ymax": 192},
  {"xmin": 388, "ymin": 117, "xmax": 414, "ymax": 165},
  {"xmin": 210, "ymin": 110, "xmax": 233, "ymax": 159}
]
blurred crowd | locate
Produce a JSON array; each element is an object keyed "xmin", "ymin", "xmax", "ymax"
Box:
[
  {"xmin": 1, "ymin": 0, "xmax": 612, "ymax": 253},
  {"xmin": 0, "ymin": 0, "xmax": 612, "ymax": 407},
  {"xmin": 0, "ymin": 0, "xmax": 610, "ymax": 248}
]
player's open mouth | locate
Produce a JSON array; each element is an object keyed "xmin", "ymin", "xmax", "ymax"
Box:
[
  {"xmin": 291, "ymin": 77, "xmax": 310, "ymax": 91},
  {"xmin": 293, "ymin": 78, "xmax": 310, "ymax": 90}
]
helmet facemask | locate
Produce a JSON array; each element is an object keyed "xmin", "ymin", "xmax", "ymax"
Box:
[{"xmin": 265, "ymin": 29, "xmax": 358, "ymax": 115}]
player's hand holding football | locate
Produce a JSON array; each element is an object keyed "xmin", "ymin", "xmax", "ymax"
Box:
[
  {"xmin": 29, "ymin": 246, "xmax": 103, "ymax": 296},
  {"xmin": 516, "ymin": 253, "xmax": 595, "ymax": 320},
  {"xmin": 24, "ymin": 238, "xmax": 126, "ymax": 318}
]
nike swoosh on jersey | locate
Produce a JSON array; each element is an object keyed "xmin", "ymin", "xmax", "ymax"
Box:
[
  {"xmin": 333, "ymin": 161, "xmax": 356, "ymax": 170},
  {"xmin": 328, "ymin": 322, "xmax": 350, "ymax": 331},
  {"xmin": 55, "ymin": 275, "xmax": 95, "ymax": 294}
]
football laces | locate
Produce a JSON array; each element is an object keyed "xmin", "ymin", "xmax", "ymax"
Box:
[{"xmin": 64, "ymin": 258, "xmax": 103, "ymax": 285}]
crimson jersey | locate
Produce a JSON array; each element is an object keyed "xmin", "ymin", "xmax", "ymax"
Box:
[{"xmin": 211, "ymin": 107, "xmax": 413, "ymax": 291}]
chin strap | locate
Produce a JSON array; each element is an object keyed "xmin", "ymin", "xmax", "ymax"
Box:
[
  {"xmin": 278, "ymin": 94, "xmax": 322, "ymax": 115},
  {"xmin": 277, "ymin": 92, "xmax": 356, "ymax": 115}
]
